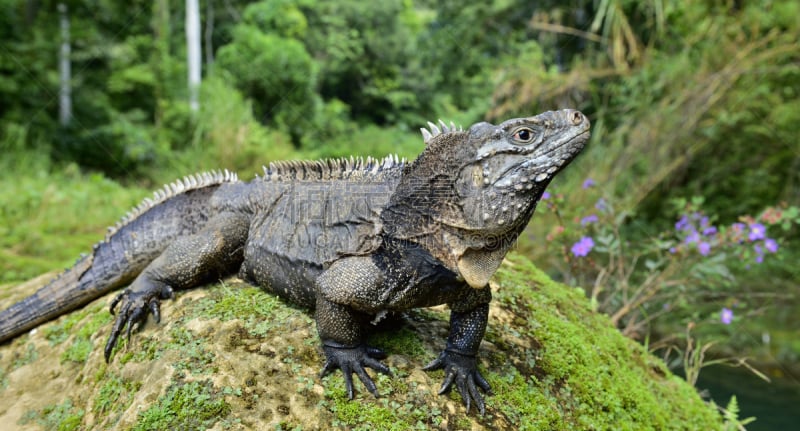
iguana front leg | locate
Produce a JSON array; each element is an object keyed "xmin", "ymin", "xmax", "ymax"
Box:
[
  {"xmin": 315, "ymin": 297, "xmax": 391, "ymax": 399},
  {"xmin": 424, "ymin": 290, "xmax": 493, "ymax": 414},
  {"xmin": 104, "ymin": 211, "xmax": 250, "ymax": 361},
  {"xmin": 315, "ymin": 257, "xmax": 392, "ymax": 398}
]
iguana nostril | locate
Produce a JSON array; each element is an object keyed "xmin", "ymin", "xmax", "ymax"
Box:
[{"xmin": 571, "ymin": 110, "xmax": 584, "ymax": 125}]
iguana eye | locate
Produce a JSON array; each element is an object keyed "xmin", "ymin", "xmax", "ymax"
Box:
[{"xmin": 512, "ymin": 128, "xmax": 534, "ymax": 144}]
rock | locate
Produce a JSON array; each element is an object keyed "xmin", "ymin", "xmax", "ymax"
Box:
[{"xmin": 0, "ymin": 254, "xmax": 723, "ymax": 430}]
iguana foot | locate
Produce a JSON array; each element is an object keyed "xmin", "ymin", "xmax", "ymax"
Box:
[
  {"xmin": 104, "ymin": 281, "xmax": 174, "ymax": 362},
  {"xmin": 320, "ymin": 342, "xmax": 392, "ymax": 399},
  {"xmin": 423, "ymin": 349, "xmax": 493, "ymax": 415}
]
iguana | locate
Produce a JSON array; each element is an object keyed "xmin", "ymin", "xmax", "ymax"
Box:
[{"xmin": 0, "ymin": 109, "xmax": 589, "ymax": 414}]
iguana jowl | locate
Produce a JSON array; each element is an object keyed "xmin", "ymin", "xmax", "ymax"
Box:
[{"xmin": 0, "ymin": 109, "xmax": 590, "ymax": 414}]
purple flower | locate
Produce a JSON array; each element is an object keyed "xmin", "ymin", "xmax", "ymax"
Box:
[
  {"xmin": 720, "ymin": 308, "xmax": 733, "ymax": 325},
  {"xmin": 675, "ymin": 215, "xmax": 690, "ymax": 232},
  {"xmin": 582, "ymin": 178, "xmax": 596, "ymax": 189},
  {"xmin": 764, "ymin": 238, "xmax": 778, "ymax": 253},
  {"xmin": 684, "ymin": 231, "xmax": 700, "ymax": 244},
  {"xmin": 581, "ymin": 214, "xmax": 599, "ymax": 226},
  {"xmin": 754, "ymin": 244, "xmax": 764, "ymax": 264},
  {"xmin": 542, "ymin": 191, "xmax": 551, "ymax": 200},
  {"xmin": 595, "ymin": 198, "xmax": 607, "ymax": 212},
  {"xmin": 571, "ymin": 236, "xmax": 595, "ymax": 257},
  {"xmin": 748, "ymin": 223, "xmax": 766, "ymax": 241},
  {"xmin": 698, "ymin": 242, "xmax": 711, "ymax": 256},
  {"xmin": 702, "ymin": 226, "xmax": 717, "ymax": 236}
]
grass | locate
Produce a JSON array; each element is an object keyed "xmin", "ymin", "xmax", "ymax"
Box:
[{"xmin": 0, "ymin": 159, "xmax": 148, "ymax": 285}]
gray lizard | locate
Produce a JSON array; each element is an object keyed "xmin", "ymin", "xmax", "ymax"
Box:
[{"xmin": 0, "ymin": 109, "xmax": 590, "ymax": 414}]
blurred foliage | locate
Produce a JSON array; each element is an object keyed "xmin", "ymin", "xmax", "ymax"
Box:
[{"xmin": 0, "ymin": 0, "xmax": 798, "ymax": 376}]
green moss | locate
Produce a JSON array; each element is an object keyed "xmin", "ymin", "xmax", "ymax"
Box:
[
  {"xmin": 132, "ymin": 380, "xmax": 231, "ymax": 431},
  {"xmin": 43, "ymin": 310, "xmax": 88, "ymax": 346},
  {"xmin": 54, "ymin": 305, "xmax": 114, "ymax": 363},
  {"xmin": 189, "ymin": 282, "xmax": 312, "ymax": 337},
  {"xmin": 19, "ymin": 398, "xmax": 85, "ymax": 431},
  {"xmin": 489, "ymin": 368, "xmax": 563, "ymax": 429},
  {"xmin": 115, "ymin": 322, "xmax": 215, "ymax": 374},
  {"xmin": 61, "ymin": 337, "xmax": 93, "ymax": 363},
  {"xmin": 486, "ymin": 254, "xmax": 723, "ymax": 430},
  {"xmin": 322, "ymin": 372, "xmax": 444, "ymax": 429},
  {"xmin": 369, "ymin": 325, "xmax": 427, "ymax": 360},
  {"xmin": 168, "ymin": 326, "xmax": 218, "ymax": 375},
  {"xmin": 93, "ymin": 372, "xmax": 142, "ymax": 417},
  {"xmin": 11, "ymin": 342, "xmax": 38, "ymax": 369}
]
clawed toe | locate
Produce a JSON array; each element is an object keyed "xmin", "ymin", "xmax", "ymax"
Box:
[
  {"xmin": 320, "ymin": 343, "xmax": 392, "ymax": 399},
  {"xmin": 424, "ymin": 349, "xmax": 492, "ymax": 415},
  {"xmin": 104, "ymin": 283, "xmax": 171, "ymax": 363}
]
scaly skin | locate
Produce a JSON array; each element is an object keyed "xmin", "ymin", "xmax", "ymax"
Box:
[{"xmin": 0, "ymin": 110, "xmax": 590, "ymax": 415}]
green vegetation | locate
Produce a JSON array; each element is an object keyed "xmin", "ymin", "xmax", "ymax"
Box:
[
  {"xmin": 92, "ymin": 372, "xmax": 141, "ymax": 416},
  {"xmin": 487, "ymin": 255, "xmax": 724, "ymax": 430},
  {"xmin": 19, "ymin": 398, "xmax": 84, "ymax": 431},
  {"xmin": 132, "ymin": 380, "xmax": 231, "ymax": 431}
]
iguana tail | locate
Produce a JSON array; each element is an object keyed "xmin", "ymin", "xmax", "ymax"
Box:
[{"xmin": 0, "ymin": 170, "xmax": 238, "ymax": 343}]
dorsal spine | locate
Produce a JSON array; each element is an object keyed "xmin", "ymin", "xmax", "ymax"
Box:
[{"xmin": 101, "ymin": 169, "xmax": 238, "ymax": 243}]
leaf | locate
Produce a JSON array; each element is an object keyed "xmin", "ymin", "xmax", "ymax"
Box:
[{"xmin": 644, "ymin": 259, "xmax": 661, "ymax": 271}]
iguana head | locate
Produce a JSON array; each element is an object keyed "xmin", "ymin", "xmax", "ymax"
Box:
[
  {"xmin": 454, "ymin": 109, "xmax": 590, "ymax": 232},
  {"xmin": 385, "ymin": 109, "xmax": 590, "ymax": 287}
]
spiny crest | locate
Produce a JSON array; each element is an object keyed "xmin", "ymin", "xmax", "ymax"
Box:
[
  {"xmin": 420, "ymin": 119, "xmax": 463, "ymax": 145},
  {"xmin": 259, "ymin": 154, "xmax": 404, "ymax": 181},
  {"xmin": 100, "ymin": 170, "xmax": 238, "ymax": 243}
]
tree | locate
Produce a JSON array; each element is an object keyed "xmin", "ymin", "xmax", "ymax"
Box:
[
  {"xmin": 186, "ymin": 0, "xmax": 201, "ymax": 113},
  {"xmin": 57, "ymin": 3, "xmax": 71, "ymax": 126}
]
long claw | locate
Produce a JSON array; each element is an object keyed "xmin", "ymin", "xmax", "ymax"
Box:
[
  {"xmin": 104, "ymin": 319, "xmax": 124, "ymax": 362},
  {"xmin": 365, "ymin": 347, "xmax": 387, "ymax": 359},
  {"xmin": 438, "ymin": 370, "xmax": 456, "ymax": 395},
  {"xmin": 475, "ymin": 371, "xmax": 492, "ymax": 394},
  {"xmin": 354, "ymin": 364, "xmax": 379, "ymax": 397},
  {"xmin": 109, "ymin": 289, "xmax": 128, "ymax": 315},
  {"xmin": 160, "ymin": 286, "xmax": 175, "ymax": 300},
  {"xmin": 456, "ymin": 377, "xmax": 468, "ymax": 402},
  {"xmin": 320, "ymin": 344, "xmax": 393, "ymax": 399},
  {"xmin": 468, "ymin": 378, "xmax": 486, "ymax": 415},
  {"xmin": 422, "ymin": 356, "xmax": 444, "ymax": 371},
  {"xmin": 341, "ymin": 363, "xmax": 355, "ymax": 400},
  {"xmin": 363, "ymin": 356, "xmax": 392, "ymax": 375},
  {"xmin": 149, "ymin": 299, "xmax": 161, "ymax": 324},
  {"xmin": 104, "ymin": 281, "xmax": 172, "ymax": 362},
  {"xmin": 424, "ymin": 350, "xmax": 493, "ymax": 415},
  {"xmin": 125, "ymin": 315, "xmax": 135, "ymax": 343},
  {"xmin": 320, "ymin": 360, "xmax": 336, "ymax": 378}
]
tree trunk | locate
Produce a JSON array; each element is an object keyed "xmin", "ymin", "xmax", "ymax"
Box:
[
  {"xmin": 58, "ymin": 3, "xmax": 71, "ymax": 126},
  {"xmin": 205, "ymin": 0, "xmax": 215, "ymax": 67},
  {"xmin": 186, "ymin": 0, "xmax": 201, "ymax": 112}
]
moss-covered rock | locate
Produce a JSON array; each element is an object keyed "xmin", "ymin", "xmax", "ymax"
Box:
[{"xmin": 0, "ymin": 254, "xmax": 723, "ymax": 430}]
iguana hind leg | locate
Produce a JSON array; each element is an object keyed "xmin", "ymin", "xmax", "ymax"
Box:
[{"xmin": 104, "ymin": 211, "xmax": 250, "ymax": 361}]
